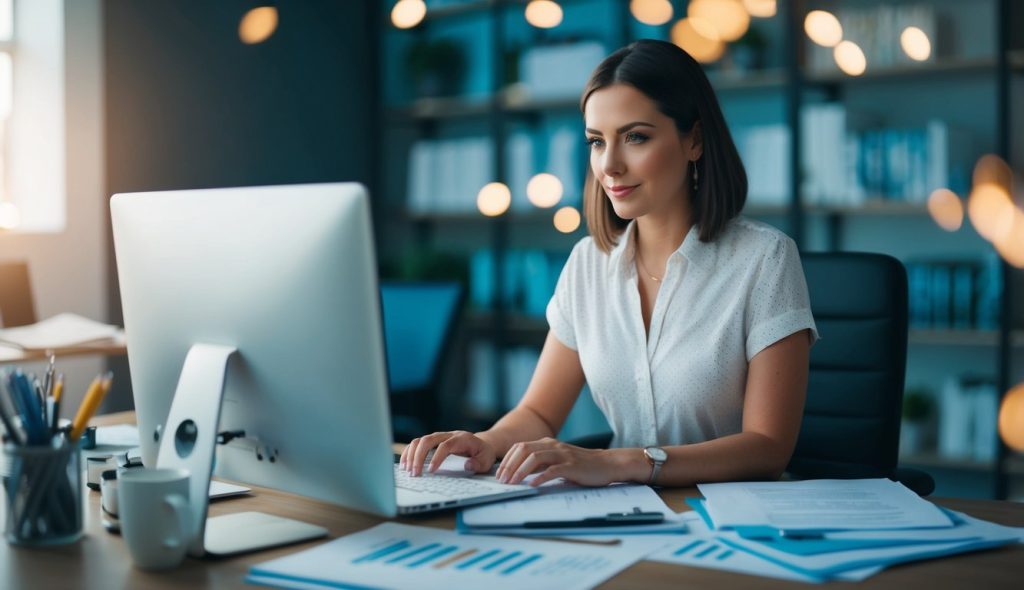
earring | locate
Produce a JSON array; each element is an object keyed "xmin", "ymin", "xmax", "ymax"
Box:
[{"xmin": 692, "ymin": 161, "xmax": 699, "ymax": 193}]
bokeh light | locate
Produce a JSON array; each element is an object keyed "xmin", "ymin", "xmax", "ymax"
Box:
[
  {"xmin": 391, "ymin": 0, "xmax": 426, "ymax": 30},
  {"xmin": 900, "ymin": 26, "xmax": 932, "ymax": 61},
  {"xmin": 477, "ymin": 182, "xmax": 511, "ymax": 217},
  {"xmin": 671, "ymin": 18, "xmax": 726, "ymax": 63},
  {"xmin": 973, "ymin": 154, "xmax": 1013, "ymax": 189},
  {"xmin": 804, "ymin": 10, "xmax": 843, "ymax": 48},
  {"xmin": 927, "ymin": 188, "xmax": 964, "ymax": 232},
  {"xmin": 968, "ymin": 183, "xmax": 1015, "ymax": 243},
  {"xmin": 0, "ymin": 201, "xmax": 20, "ymax": 230},
  {"xmin": 553, "ymin": 206, "xmax": 581, "ymax": 233},
  {"xmin": 994, "ymin": 208, "xmax": 1024, "ymax": 268},
  {"xmin": 688, "ymin": 0, "xmax": 750, "ymax": 42},
  {"xmin": 630, "ymin": 0, "xmax": 673, "ymax": 26},
  {"xmin": 239, "ymin": 6, "xmax": 278, "ymax": 45},
  {"xmin": 999, "ymin": 383, "xmax": 1024, "ymax": 452},
  {"xmin": 526, "ymin": 173, "xmax": 564, "ymax": 208},
  {"xmin": 525, "ymin": 0, "xmax": 563, "ymax": 29},
  {"xmin": 834, "ymin": 40, "xmax": 867, "ymax": 76},
  {"xmin": 743, "ymin": 0, "xmax": 776, "ymax": 18}
]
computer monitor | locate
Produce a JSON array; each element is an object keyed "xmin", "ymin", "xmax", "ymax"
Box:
[{"xmin": 110, "ymin": 183, "xmax": 397, "ymax": 555}]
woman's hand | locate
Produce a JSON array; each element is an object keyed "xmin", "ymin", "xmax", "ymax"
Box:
[
  {"xmin": 496, "ymin": 437, "xmax": 630, "ymax": 487},
  {"xmin": 400, "ymin": 431, "xmax": 497, "ymax": 477}
]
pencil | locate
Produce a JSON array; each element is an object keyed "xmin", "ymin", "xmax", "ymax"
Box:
[{"xmin": 69, "ymin": 372, "xmax": 113, "ymax": 441}]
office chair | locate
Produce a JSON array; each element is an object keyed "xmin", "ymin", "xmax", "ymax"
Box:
[
  {"xmin": 0, "ymin": 260, "xmax": 37, "ymax": 328},
  {"xmin": 380, "ymin": 281, "xmax": 464, "ymax": 442},
  {"xmin": 789, "ymin": 252, "xmax": 934, "ymax": 496},
  {"xmin": 568, "ymin": 252, "xmax": 934, "ymax": 496}
]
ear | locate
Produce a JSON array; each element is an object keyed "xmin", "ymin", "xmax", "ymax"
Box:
[{"xmin": 688, "ymin": 121, "xmax": 704, "ymax": 161}]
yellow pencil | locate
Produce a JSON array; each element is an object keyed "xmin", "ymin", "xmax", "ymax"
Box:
[
  {"xmin": 53, "ymin": 373, "xmax": 64, "ymax": 403},
  {"xmin": 69, "ymin": 372, "xmax": 113, "ymax": 441}
]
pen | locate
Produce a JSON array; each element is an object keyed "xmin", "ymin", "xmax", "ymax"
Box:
[
  {"xmin": 70, "ymin": 372, "xmax": 113, "ymax": 442},
  {"xmin": 522, "ymin": 511, "xmax": 665, "ymax": 529},
  {"xmin": 51, "ymin": 373, "xmax": 64, "ymax": 434},
  {"xmin": 0, "ymin": 375, "xmax": 25, "ymax": 445}
]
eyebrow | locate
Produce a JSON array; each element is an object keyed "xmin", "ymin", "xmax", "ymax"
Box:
[{"xmin": 584, "ymin": 121, "xmax": 656, "ymax": 136}]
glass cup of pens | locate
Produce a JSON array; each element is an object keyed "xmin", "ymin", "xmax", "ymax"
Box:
[{"xmin": 3, "ymin": 435, "xmax": 83, "ymax": 546}]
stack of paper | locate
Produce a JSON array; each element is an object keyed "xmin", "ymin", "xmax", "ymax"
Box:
[
  {"xmin": 679, "ymin": 479, "xmax": 1024, "ymax": 582},
  {"xmin": 0, "ymin": 313, "xmax": 123, "ymax": 351}
]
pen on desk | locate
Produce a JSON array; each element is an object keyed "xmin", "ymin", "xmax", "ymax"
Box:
[
  {"xmin": 70, "ymin": 372, "xmax": 113, "ymax": 441},
  {"xmin": 51, "ymin": 373, "xmax": 64, "ymax": 434},
  {"xmin": 522, "ymin": 511, "xmax": 665, "ymax": 529}
]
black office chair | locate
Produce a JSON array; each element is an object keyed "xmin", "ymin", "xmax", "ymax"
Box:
[
  {"xmin": 380, "ymin": 281, "xmax": 464, "ymax": 442},
  {"xmin": 789, "ymin": 252, "xmax": 934, "ymax": 496},
  {"xmin": 568, "ymin": 252, "xmax": 934, "ymax": 496}
]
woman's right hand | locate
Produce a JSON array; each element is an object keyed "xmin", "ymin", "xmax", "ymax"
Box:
[{"xmin": 400, "ymin": 431, "xmax": 497, "ymax": 477}]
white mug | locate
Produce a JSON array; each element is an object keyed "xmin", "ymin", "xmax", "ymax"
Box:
[{"xmin": 118, "ymin": 468, "xmax": 192, "ymax": 570}]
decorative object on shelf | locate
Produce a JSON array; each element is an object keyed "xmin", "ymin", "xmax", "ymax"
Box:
[
  {"xmin": 939, "ymin": 375, "xmax": 998, "ymax": 462},
  {"xmin": 900, "ymin": 388, "xmax": 934, "ymax": 455},
  {"xmin": 998, "ymin": 382, "xmax": 1024, "ymax": 453},
  {"xmin": 391, "ymin": 0, "xmax": 427, "ymax": 30},
  {"xmin": 405, "ymin": 38, "xmax": 467, "ymax": 98},
  {"xmin": 524, "ymin": 0, "xmax": 563, "ymax": 29},
  {"xmin": 238, "ymin": 6, "xmax": 278, "ymax": 45}
]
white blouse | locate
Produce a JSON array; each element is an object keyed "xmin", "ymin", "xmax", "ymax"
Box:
[{"xmin": 546, "ymin": 218, "xmax": 819, "ymax": 449}]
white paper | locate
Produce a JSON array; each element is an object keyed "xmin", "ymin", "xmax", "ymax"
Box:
[
  {"xmin": 644, "ymin": 513, "xmax": 882, "ymax": 583},
  {"xmin": 247, "ymin": 522, "xmax": 653, "ymax": 590},
  {"xmin": 0, "ymin": 313, "xmax": 122, "ymax": 350},
  {"xmin": 698, "ymin": 479, "xmax": 953, "ymax": 531},
  {"xmin": 95, "ymin": 424, "xmax": 140, "ymax": 447},
  {"xmin": 461, "ymin": 483, "xmax": 671, "ymax": 527}
]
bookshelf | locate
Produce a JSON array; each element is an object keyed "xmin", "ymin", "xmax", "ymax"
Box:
[{"xmin": 379, "ymin": 0, "xmax": 1023, "ymax": 495}]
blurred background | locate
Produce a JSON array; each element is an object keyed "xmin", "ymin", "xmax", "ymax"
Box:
[{"xmin": 0, "ymin": 0, "xmax": 1023, "ymax": 500}]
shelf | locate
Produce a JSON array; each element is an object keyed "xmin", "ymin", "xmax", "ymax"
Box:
[
  {"xmin": 804, "ymin": 56, "xmax": 997, "ymax": 85},
  {"xmin": 708, "ymin": 69, "xmax": 787, "ymax": 92},
  {"xmin": 420, "ymin": 0, "xmax": 494, "ymax": 22},
  {"xmin": 901, "ymin": 452, "xmax": 1024, "ymax": 476},
  {"xmin": 745, "ymin": 200, "xmax": 929, "ymax": 217},
  {"xmin": 908, "ymin": 329, "xmax": 1024, "ymax": 348}
]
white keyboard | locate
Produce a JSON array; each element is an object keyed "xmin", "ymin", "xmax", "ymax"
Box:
[{"xmin": 393, "ymin": 465, "xmax": 510, "ymax": 499}]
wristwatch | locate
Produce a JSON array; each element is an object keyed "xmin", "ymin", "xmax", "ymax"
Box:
[{"xmin": 643, "ymin": 446, "xmax": 668, "ymax": 485}]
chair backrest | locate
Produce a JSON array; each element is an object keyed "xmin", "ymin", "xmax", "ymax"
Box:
[
  {"xmin": 380, "ymin": 281, "xmax": 464, "ymax": 393},
  {"xmin": 787, "ymin": 252, "xmax": 908, "ymax": 481},
  {"xmin": 0, "ymin": 261, "xmax": 37, "ymax": 328}
]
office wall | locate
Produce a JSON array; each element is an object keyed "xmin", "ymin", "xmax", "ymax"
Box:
[{"xmin": 103, "ymin": 0, "xmax": 379, "ymax": 409}]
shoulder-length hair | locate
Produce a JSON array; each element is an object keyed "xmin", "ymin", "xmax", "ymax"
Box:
[{"xmin": 580, "ymin": 39, "xmax": 747, "ymax": 252}]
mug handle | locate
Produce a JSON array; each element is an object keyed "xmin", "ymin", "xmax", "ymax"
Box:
[{"xmin": 162, "ymin": 493, "xmax": 192, "ymax": 550}]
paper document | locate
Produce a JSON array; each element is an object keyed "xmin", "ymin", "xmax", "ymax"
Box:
[
  {"xmin": 246, "ymin": 522, "xmax": 653, "ymax": 590},
  {"xmin": 0, "ymin": 313, "xmax": 123, "ymax": 351},
  {"xmin": 698, "ymin": 479, "xmax": 953, "ymax": 532},
  {"xmin": 95, "ymin": 424, "xmax": 140, "ymax": 447}
]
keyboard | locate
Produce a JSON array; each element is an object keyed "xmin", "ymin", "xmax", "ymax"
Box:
[{"xmin": 393, "ymin": 465, "xmax": 512, "ymax": 499}]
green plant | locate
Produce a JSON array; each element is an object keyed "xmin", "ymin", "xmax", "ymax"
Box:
[
  {"xmin": 405, "ymin": 38, "xmax": 467, "ymax": 97},
  {"xmin": 902, "ymin": 389, "xmax": 933, "ymax": 423}
]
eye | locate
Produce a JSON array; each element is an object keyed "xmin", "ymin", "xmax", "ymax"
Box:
[
  {"xmin": 585, "ymin": 136, "xmax": 604, "ymax": 149},
  {"xmin": 625, "ymin": 132, "xmax": 648, "ymax": 144}
]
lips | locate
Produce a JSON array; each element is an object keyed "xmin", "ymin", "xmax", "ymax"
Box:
[{"xmin": 607, "ymin": 184, "xmax": 638, "ymax": 198}]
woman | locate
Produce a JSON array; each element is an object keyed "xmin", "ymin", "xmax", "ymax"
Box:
[{"xmin": 400, "ymin": 39, "xmax": 818, "ymax": 488}]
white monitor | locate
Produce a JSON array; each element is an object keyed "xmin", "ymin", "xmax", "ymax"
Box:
[{"xmin": 111, "ymin": 183, "xmax": 397, "ymax": 554}]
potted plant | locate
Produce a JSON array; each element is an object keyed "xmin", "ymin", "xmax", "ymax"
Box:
[
  {"xmin": 900, "ymin": 388, "xmax": 934, "ymax": 456},
  {"xmin": 405, "ymin": 38, "xmax": 467, "ymax": 98}
]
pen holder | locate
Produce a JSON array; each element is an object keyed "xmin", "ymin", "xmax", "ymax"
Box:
[{"xmin": 3, "ymin": 438, "xmax": 83, "ymax": 546}]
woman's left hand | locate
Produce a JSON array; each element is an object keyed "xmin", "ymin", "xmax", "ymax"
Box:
[{"xmin": 495, "ymin": 437, "xmax": 629, "ymax": 487}]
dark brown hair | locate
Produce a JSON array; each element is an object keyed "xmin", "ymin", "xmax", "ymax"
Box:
[{"xmin": 580, "ymin": 39, "xmax": 747, "ymax": 252}]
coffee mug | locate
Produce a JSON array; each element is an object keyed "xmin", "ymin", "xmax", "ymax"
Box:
[{"xmin": 118, "ymin": 468, "xmax": 192, "ymax": 570}]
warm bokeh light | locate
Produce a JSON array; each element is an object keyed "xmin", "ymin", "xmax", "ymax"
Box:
[
  {"xmin": 968, "ymin": 183, "xmax": 1015, "ymax": 243},
  {"xmin": 804, "ymin": 10, "xmax": 843, "ymax": 48},
  {"xmin": 630, "ymin": 0, "xmax": 674, "ymax": 26},
  {"xmin": 688, "ymin": 0, "xmax": 750, "ymax": 42},
  {"xmin": 671, "ymin": 18, "xmax": 726, "ymax": 63},
  {"xmin": 553, "ymin": 206, "xmax": 581, "ymax": 233},
  {"xmin": 477, "ymin": 182, "xmax": 511, "ymax": 217},
  {"xmin": 834, "ymin": 40, "xmax": 867, "ymax": 76},
  {"xmin": 973, "ymin": 154, "xmax": 1014, "ymax": 189},
  {"xmin": 999, "ymin": 383, "xmax": 1024, "ymax": 452},
  {"xmin": 994, "ymin": 208, "xmax": 1024, "ymax": 268},
  {"xmin": 526, "ymin": 173, "xmax": 564, "ymax": 208},
  {"xmin": 238, "ymin": 6, "xmax": 278, "ymax": 44},
  {"xmin": 391, "ymin": 0, "xmax": 426, "ymax": 29},
  {"xmin": 900, "ymin": 26, "xmax": 932, "ymax": 61},
  {"xmin": 525, "ymin": 0, "xmax": 563, "ymax": 29},
  {"xmin": 0, "ymin": 201, "xmax": 20, "ymax": 230},
  {"xmin": 927, "ymin": 188, "xmax": 964, "ymax": 232},
  {"xmin": 742, "ymin": 0, "xmax": 776, "ymax": 18}
]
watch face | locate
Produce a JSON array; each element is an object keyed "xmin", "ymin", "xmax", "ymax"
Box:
[{"xmin": 646, "ymin": 447, "xmax": 667, "ymax": 462}]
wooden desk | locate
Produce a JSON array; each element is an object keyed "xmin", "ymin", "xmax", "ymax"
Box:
[
  {"xmin": 3, "ymin": 412, "xmax": 1023, "ymax": 589},
  {"xmin": 0, "ymin": 340, "xmax": 126, "ymax": 364}
]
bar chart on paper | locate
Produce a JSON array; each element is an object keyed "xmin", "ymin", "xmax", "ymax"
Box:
[{"xmin": 247, "ymin": 522, "xmax": 652, "ymax": 590}]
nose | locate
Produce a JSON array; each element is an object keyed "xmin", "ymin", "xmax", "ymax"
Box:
[{"xmin": 599, "ymin": 143, "xmax": 625, "ymax": 179}]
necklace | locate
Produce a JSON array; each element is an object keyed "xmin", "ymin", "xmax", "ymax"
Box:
[{"xmin": 635, "ymin": 251, "xmax": 662, "ymax": 283}]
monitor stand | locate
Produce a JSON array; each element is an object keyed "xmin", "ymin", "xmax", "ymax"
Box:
[{"xmin": 155, "ymin": 343, "xmax": 327, "ymax": 557}]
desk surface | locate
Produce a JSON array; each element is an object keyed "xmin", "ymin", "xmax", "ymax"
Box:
[
  {"xmin": 0, "ymin": 341, "xmax": 126, "ymax": 364},
  {"xmin": 3, "ymin": 412, "xmax": 1023, "ymax": 589}
]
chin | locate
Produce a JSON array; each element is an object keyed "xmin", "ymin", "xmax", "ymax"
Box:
[{"xmin": 608, "ymin": 201, "xmax": 643, "ymax": 221}]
